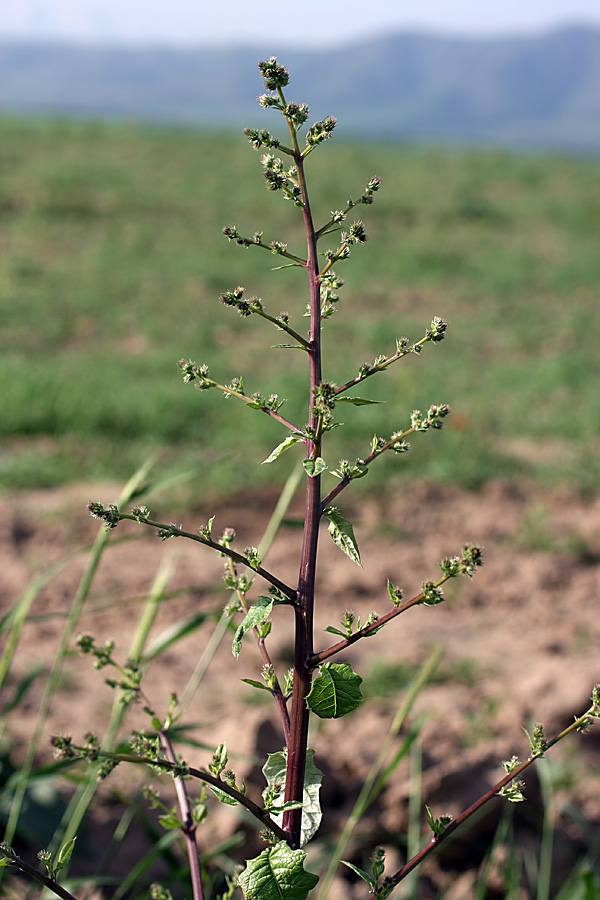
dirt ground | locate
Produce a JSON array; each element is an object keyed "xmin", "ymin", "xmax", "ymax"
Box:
[{"xmin": 2, "ymin": 478, "xmax": 599, "ymax": 898}]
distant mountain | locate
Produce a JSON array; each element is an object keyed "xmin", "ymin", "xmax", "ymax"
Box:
[{"xmin": 1, "ymin": 25, "xmax": 600, "ymax": 151}]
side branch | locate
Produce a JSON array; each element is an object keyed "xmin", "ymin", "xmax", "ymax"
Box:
[
  {"xmin": 55, "ymin": 745, "xmax": 291, "ymax": 845},
  {"xmin": 335, "ymin": 321, "xmax": 446, "ymax": 397},
  {"xmin": 309, "ymin": 582, "xmax": 444, "ymax": 667},
  {"xmin": 178, "ymin": 360, "xmax": 302, "ymax": 433},
  {"xmin": 320, "ymin": 428, "xmax": 413, "ymax": 510},
  {"xmin": 256, "ymin": 308, "xmax": 310, "ymax": 349},
  {"xmin": 86, "ymin": 504, "xmax": 296, "ymax": 601},
  {"xmin": 321, "ymin": 404, "xmax": 450, "ymax": 510},
  {"xmin": 222, "ymin": 227, "xmax": 306, "ymax": 266},
  {"xmin": 226, "ymin": 558, "xmax": 291, "ymax": 744},
  {"xmin": 380, "ymin": 690, "xmax": 600, "ymax": 893},
  {"xmin": 310, "ymin": 543, "xmax": 482, "ymax": 666},
  {"xmin": 159, "ymin": 730, "xmax": 205, "ymax": 900},
  {"xmin": 0, "ymin": 847, "xmax": 81, "ymax": 900}
]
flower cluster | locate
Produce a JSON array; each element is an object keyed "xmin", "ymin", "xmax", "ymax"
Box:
[
  {"xmin": 284, "ymin": 102, "xmax": 309, "ymax": 129},
  {"xmin": 221, "ymin": 225, "xmax": 254, "ymax": 247},
  {"xmin": 439, "ymin": 543, "xmax": 483, "ymax": 578},
  {"xmin": 341, "ymin": 221, "xmax": 368, "ymax": 245},
  {"xmin": 87, "ymin": 501, "xmax": 120, "ymax": 529},
  {"xmin": 243, "ymin": 127, "xmax": 281, "ymax": 150},
  {"xmin": 426, "ymin": 316, "xmax": 448, "ymax": 342},
  {"xmin": 220, "ymin": 286, "xmax": 263, "ymax": 317},
  {"xmin": 411, "ymin": 404, "xmax": 451, "ymax": 432},
  {"xmin": 312, "ymin": 381, "xmax": 338, "ymax": 414},
  {"xmin": 178, "ymin": 359, "xmax": 212, "ymax": 389},
  {"xmin": 305, "ymin": 116, "xmax": 336, "ymax": 147},
  {"xmin": 257, "ymin": 57, "xmax": 290, "ymax": 90},
  {"xmin": 260, "ymin": 154, "xmax": 303, "ymax": 205}
]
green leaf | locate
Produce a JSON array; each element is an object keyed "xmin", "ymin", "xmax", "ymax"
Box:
[
  {"xmin": 322, "ymin": 507, "xmax": 362, "ymax": 567},
  {"xmin": 425, "ymin": 804, "xmax": 453, "ymax": 836},
  {"xmin": 213, "ymin": 742, "xmax": 228, "ymax": 773},
  {"xmin": 232, "ymin": 598, "xmax": 274, "ymax": 658},
  {"xmin": 268, "ymin": 800, "xmax": 303, "ymax": 814},
  {"xmin": 340, "ymin": 860, "xmax": 374, "ymax": 885},
  {"xmin": 306, "ymin": 663, "xmax": 363, "ymax": 718},
  {"xmin": 209, "ymin": 786, "xmax": 239, "ymax": 806},
  {"xmin": 262, "ymin": 749, "xmax": 323, "ymax": 846},
  {"xmin": 324, "ymin": 626, "xmax": 345, "ymax": 636},
  {"xmin": 0, "ymin": 857, "xmax": 14, "ymax": 868},
  {"xmin": 158, "ymin": 809, "xmax": 182, "ymax": 830},
  {"xmin": 262, "ymin": 436, "xmax": 301, "ymax": 464},
  {"xmin": 56, "ymin": 837, "xmax": 76, "ymax": 873},
  {"xmin": 303, "ymin": 457, "xmax": 327, "ymax": 477},
  {"xmin": 241, "ymin": 678, "xmax": 272, "ymax": 692},
  {"xmin": 337, "ymin": 397, "xmax": 383, "ymax": 406},
  {"xmin": 238, "ymin": 842, "xmax": 319, "ymax": 900},
  {"xmin": 193, "ymin": 805, "xmax": 208, "ymax": 826}
]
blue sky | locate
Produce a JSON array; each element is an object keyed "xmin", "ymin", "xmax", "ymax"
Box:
[{"xmin": 2, "ymin": 0, "xmax": 600, "ymax": 46}]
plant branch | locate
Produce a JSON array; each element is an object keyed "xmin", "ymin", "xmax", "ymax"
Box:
[
  {"xmin": 56, "ymin": 745, "xmax": 291, "ymax": 845},
  {"xmin": 159, "ymin": 730, "xmax": 205, "ymax": 900},
  {"xmin": 334, "ymin": 328, "xmax": 444, "ymax": 397},
  {"xmin": 223, "ymin": 229, "xmax": 307, "ymax": 266},
  {"xmin": 0, "ymin": 847, "xmax": 81, "ymax": 900},
  {"xmin": 209, "ymin": 377, "xmax": 303, "ymax": 433},
  {"xmin": 254, "ymin": 308, "xmax": 311, "ymax": 349},
  {"xmin": 226, "ymin": 557, "xmax": 291, "ymax": 745},
  {"xmin": 309, "ymin": 574, "xmax": 458, "ymax": 667},
  {"xmin": 87, "ymin": 505, "xmax": 296, "ymax": 601},
  {"xmin": 320, "ymin": 427, "xmax": 416, "ymax": 510},
  {"xmin": 378, "ymin": 690, "xmax": 600, "ymax": 895}
]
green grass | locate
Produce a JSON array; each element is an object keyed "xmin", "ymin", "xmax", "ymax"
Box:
[{"xmin": 2, "ymin": 116, "xmax": 600, "ymax": 495}]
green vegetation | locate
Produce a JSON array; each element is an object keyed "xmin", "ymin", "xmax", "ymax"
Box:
[{"xmin": 2, "ymin": 116, "xmax": 600, "ymax": 495}]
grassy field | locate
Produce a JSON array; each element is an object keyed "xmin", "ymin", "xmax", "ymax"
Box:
[{"xmin": 1, "ymin": 116, "xmax": 599, "ymax": 498}]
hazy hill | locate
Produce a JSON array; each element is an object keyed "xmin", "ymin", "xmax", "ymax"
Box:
[{"xmin": 1, "ymin": 25, "xmax": 600, "ymax": 150}]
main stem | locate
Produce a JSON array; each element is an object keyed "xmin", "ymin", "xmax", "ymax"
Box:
[{"xmin": 282, "ymin": 144, "xmax": 322, "ymax": 848}]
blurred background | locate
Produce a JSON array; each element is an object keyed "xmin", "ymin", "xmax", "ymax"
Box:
[{"xmin": 1, "ymin": 0, "xmax": 600, "ymax": 497}]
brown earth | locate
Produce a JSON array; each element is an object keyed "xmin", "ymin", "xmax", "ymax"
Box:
[{"xmin": 1, "ymin": 479, "xmax": 599, "ymax": 899}]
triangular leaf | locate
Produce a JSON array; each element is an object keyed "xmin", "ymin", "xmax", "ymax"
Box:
[
  {"xmin": 262, "ymin": 435, "xmax": 301, "ymax": 465},
  {"xmin": 306, "ymin": 662, "xmax": 363, "ymax": 719},
  {"xmin": 323, "ymin": 507, "xmax": 362, "ymax": 567},
  {"xmin": 262, "ymin": 749, "xmax": 323, "ymax": 846},
  {"xmin": 303, "ymin": 457, "xmax": 328, "ymax": 477},
  {"xmin": 238, "ymin": 842, "xmax": 319, "ymax": 900},
  {"xmin": 241, "ymin": 678, "xmax": 272, "ymax": 692},
  {"xmin": 232, "ymin": 598, "xmax": 274, "ymax": 658}
]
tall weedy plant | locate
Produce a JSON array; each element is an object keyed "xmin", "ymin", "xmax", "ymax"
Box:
[{"xmin": 2, "ymin": 57, "xmax": 598, "ymax": 900}]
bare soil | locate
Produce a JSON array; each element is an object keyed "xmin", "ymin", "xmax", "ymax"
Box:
[{"xmin": 2, "ymin": 479, "xmax": 599, "ymax": 898}]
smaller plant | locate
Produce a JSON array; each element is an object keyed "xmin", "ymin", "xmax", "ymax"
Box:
[{"xmin": 2, "ymin": 58, "xmax": 599, "ymax": 900}]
